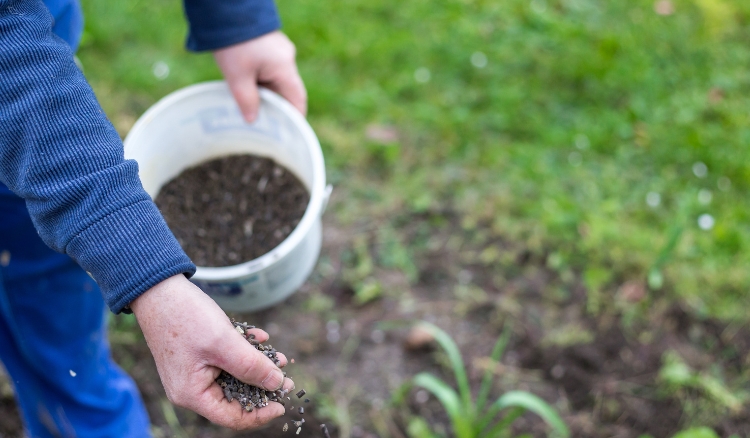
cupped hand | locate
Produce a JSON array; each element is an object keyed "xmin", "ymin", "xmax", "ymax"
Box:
[
  {"xmin": 130, "ymin": 274, "xmax": 294, "ymax": 430},
  {"xmin": 214, "ymin": 30, "xmax": 307, "ymax": 122}
]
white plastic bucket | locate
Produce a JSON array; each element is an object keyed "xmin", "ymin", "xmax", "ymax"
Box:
[{"xmin": 124, "ymin": 81, "xmax": 330, "ymax": 312}]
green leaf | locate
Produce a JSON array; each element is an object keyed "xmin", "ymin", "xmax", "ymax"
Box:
[
  {"xmin": 483, "ymin": 406, "xmax": 524, "ymax": 437},
  {"xmin": 415, "ymin": 322, "xmax": 474, "ymax": 411},
  {"xmin": 406, "ymin": 416, "xmax": 441, "ymax": 438},
  {"xmin": 659, "ymin": 350, "xmax": 694, "ymax": 387},
  {"xmin": 583, "ymin": 267, "xmax": 610, "ymax": 314},
  {"xmin": 695, "ymin": 374, "xmax": 744, "ymax": 412},
  {"xmin": 652, "ymin": 225, "xmax": 684, "ymax": 269},
  {"xmin": 353, "ymin": 278, "xmax": 383, "ymax": 305},
  {"xmin": 413, "ymin": 373, "xmax": 473, "ymax": 438},
  {"xmin": 476, "ymin": 328, "xmax": 511, "ymax": 412},
  {"xmin": 479, "ymin": 391, "xmax": 569, "ymax": 438},
  {"xmin": 647, "ymin": 268, "xmax": 664, "ymax": 290},
  {"xmin": 160, "ymin": 398, "xmax": 187, "ymax": 438},
  {"xmin": 390, "ymin": 381, "xmax": 413, "ymax": 406},
  {"xmin": 671, "ymin": 427, "xmax": 720, "ymax": 438}
]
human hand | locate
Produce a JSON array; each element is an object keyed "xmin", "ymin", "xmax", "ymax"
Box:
[
  {"xmin": 214, "ymin": 30, "xmax": 307, "ymax": 122},
  {"xmin": 130, "ymin": 274, "xmax": 294, "ymax": 430}
]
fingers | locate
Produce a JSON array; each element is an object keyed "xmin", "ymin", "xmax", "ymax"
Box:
[
  {"xmin": 194, "ymin": 381, "xmax": 286, "ymax": 430},
  {"xmin": 246, "ymin": 328, "xmax": 269, "ymax": 343},
  {"xmin": 263, "ymin": 66, "xmax": 308, "ymax": 116},
  {"xmin": 216, "ymin": 334, "xmax": 294, "ymax": 392},
  {"xmin": 275, "ymin": 352, "xmax": 288, "ymax": 368},
  {"xmin": 213, "ymin": 31, "xmax": 307, "ymax": 121},
  {"xmin": 231, "ymin": 69, "xmax": 307, "ymax": 122},
  {"xmin": 243, "ymin": 328, "xmax": 287, "ymax": 367},
  {"xmin": 228, "ymin": 77, "xmax": 261, "ymax": 123}
]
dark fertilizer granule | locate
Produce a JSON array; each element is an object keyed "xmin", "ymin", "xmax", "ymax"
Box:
[
  {"xmin": 155, "ymin": 155, "xmax": 309, "ymax": 267},
  {"xmin": 217, "ymin": 320, "xmax": 329, "ymax": 436},
  {"xmin": 215, "ymin": 320, "xmax": 287, "ymax": 412}
]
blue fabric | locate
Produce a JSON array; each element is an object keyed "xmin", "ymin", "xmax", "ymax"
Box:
[
  {"xmin": 0, "ymin": 0, "xmax": 196, "ymax": 314},
  {"xmin": 183, "ymin": 0, "xmax": 280, "ymax": 51},
  {"xmin": 0, "ymin": 226, "xmax": 151, "ymax": 437},
  {"xmin": 0, "ymin": 2, "xmax": 150, "ymax": 436},
  {"xmin": 42, "ymin": 0, "xmax": 82, "ymax": 51},
  {"xmin": 0, "ymin": 0, "xmax": 278, "ymax": 434}
]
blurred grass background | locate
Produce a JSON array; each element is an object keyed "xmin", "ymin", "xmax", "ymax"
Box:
[{"xmin": 80, "ymin": 0, "xmax": 750, "ymax": 321}]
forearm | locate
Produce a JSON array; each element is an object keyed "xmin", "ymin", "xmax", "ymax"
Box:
[{"xmin": 0, "ymin": 0, "xmax": 195, "ymax": 312}]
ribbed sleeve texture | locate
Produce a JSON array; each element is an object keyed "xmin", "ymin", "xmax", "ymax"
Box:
[
  {"xmin": 0, "ymin": 0, "xmax": 196, "ymax": 313},
  {"xmin": 183, "ymin": 0, "xmax": 281, "ymax": 52}
]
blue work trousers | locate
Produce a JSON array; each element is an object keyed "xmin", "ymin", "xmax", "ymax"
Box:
[{"xmin": 0, "ymin": 1, "xmax": 151, "ymax": 436}]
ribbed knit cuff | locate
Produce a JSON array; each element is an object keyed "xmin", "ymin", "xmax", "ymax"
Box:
[
  {"xmin": 183, "ymin": 0, "xmax": 281, "ymax": 52},
  {"xmin": 65, "ymin": 199, "xmax": 196, "ymax": 314}
]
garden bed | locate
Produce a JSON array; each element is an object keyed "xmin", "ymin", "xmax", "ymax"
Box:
[{"xmin": 1, "ymin": 203, "xmax": 748, "ymax": 437}]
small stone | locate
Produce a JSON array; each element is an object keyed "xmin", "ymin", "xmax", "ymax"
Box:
[
  {"xmin": 283, "ymin": 423, "xmax": 289, "ymax": 432},
  {"xmin": 619, "ymin": 280, "xmax": 646, "ymax": 303},
  {"xmin": 654, "ymin": 0, "xmax": 674, "ymax": 16},
  {"xmin": 296, "ymin": 426, "xmax": 301, "ymax": 435},
  {"xmin": 258, "ymin": 176, "xmax": 269, "ymax": 192},
  {"xmin": 321, "ymin": 424, "xmax": 332, "ymax": 438},
  {"xmin": 404, "ymin": 325, "xmax": 435, "ymax": 350}
]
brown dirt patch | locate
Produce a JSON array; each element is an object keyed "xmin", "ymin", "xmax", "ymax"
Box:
[{"xmin": 1, "ymin": 203, "xmax": 749, "ymax": 437}]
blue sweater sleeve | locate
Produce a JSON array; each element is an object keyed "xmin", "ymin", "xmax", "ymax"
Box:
[
  {"xmin": 183, "ymin": 0, "xmax": 281, "ymax": 52},
  {"xmin": 0, "ymin": 0, "xmax": 196, "ymax": 313}
]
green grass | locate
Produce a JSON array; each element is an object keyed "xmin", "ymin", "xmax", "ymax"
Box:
[{"xmin": 80, "ymin": 0, "xmax": 750, "ymax": 319}]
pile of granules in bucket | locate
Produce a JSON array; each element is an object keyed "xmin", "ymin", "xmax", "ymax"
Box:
[{"xmin": 216, "ymin": 319, "xmax": 333, "ymax": 437}]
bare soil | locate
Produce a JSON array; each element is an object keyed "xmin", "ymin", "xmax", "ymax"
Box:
[{"xmin": 1, "ymin": 196, "xmax": 749, "ymax": 438}]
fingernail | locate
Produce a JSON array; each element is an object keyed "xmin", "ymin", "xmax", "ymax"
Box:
[
  {"xmin": 244, "ymin": 111, "xmax": 257, "ymax": 122},
  {"xmin": 261, "ymin": 369, "xmax": 284, "ymax": 391}
]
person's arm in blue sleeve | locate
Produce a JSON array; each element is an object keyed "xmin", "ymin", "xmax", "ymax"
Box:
[
  {"xmin": 183, "ymin": 0, "xmax": 307, "ymax": 122},
  {"xmin": 0, "ymin": 0, "xmax": 296, "ymax": 429},
  {"xmin": 183, "ymin": 0, "xmax": 281, "ymax": 52},
  {"xmin": 0, "ymin": 0, "xmax": 195, "ymax": 313}
]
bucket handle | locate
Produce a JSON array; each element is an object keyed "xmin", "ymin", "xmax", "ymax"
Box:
[{"xmin": 321, "ymin": 184, "xmax": 333, "ymax": 215}]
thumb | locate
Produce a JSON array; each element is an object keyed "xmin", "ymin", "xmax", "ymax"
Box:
[
  {"xmin": 214, "ymin": 334, "xmax": 293, "ymax": 393},
  {"xmin": 228, "ymin": 77, "xmax": 261, "ymax": 123}
]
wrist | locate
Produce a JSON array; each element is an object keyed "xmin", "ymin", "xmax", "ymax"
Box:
[{"xmin": 130, "ymin": 274, "xmax": 187, "ymax": 316}]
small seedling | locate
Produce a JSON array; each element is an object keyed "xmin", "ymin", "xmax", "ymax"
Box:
[{"xmin": 409, "ymin": 321, "xmax": 569, "ymax": 438}]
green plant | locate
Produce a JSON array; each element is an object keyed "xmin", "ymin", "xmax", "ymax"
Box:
[
  {"xmin": 409, "ymin": 321, "xmax": 569, "ymax": 438},
  {"xmin": 342, "ymin": 235, "xmax": 383, "ymax": 305},
  {"xmin": 659, "ymin": 350, "xmax": 745, "ymax": 414},
  {"xmin": 670, "ymin": 427, "xmax": 722, "ymax": 438}
]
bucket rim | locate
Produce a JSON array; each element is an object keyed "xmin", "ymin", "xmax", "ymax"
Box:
[{"xmin": 124, "ymin": 80, "xmax": 326, "ymax": 282}]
